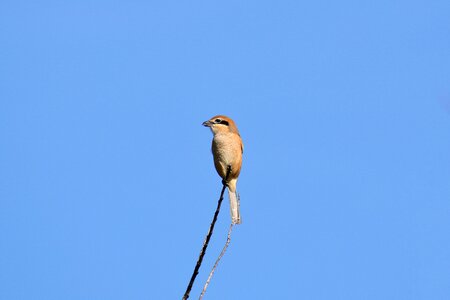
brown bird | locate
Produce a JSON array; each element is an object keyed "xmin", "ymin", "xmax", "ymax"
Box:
[{"xmin": 203, "ymin": 115, "xmax": 243, "ymax": 224}]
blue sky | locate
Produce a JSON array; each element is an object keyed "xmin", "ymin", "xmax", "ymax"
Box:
[{"xmin": 1, "ymin": 1, "xmax": 450, "ymax": 299}]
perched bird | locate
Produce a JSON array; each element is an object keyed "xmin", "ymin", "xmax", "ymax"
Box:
[{"xmin": 203, "ymin": 115, "xmax": 243, "ymax": 224}]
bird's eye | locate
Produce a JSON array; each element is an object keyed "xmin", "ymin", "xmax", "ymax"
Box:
[{"xmin": 214, "ymin": 118, "xmax": 222, "ymax": 123}]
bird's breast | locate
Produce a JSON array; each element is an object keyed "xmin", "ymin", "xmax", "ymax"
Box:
[
  {"xmin": 212, "ymin": 134, "xmax": 240, "ymax": 160},
  {"xmin": 211, "ymin": 133, "xmax": 242, "ymax": 178}
]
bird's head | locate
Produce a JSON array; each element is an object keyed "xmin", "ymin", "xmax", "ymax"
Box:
[{"xmin": 202, "ymin": 115, "xmax": 239, "ymax": 134}]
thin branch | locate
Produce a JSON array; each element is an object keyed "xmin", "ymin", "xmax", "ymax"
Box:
[
  {"xmin": 182, "ymin": 166, "xmax": 231, "ymax": 300},
  {"xmin": 199, "ymin": 223, "xmax": 234, "ymax": 300}
]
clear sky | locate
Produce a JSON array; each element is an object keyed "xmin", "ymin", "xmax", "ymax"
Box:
[{"xmin": 1, "ymin": 1, "xmax": 449, "ymax": 299}]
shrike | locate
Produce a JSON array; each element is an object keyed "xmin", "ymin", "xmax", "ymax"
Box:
[{"xmin": 203, "ymin": 115, "xmax": 243, "ymax": 224}]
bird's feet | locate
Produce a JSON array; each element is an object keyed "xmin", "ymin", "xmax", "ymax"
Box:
[{"xmin": 222, "ymin": 165, "xmax": 232, "ymax": 186}]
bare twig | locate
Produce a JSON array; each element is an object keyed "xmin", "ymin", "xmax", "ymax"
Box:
[
  {"xmin": 182, "ymin": 166, "xmax": 231, "ymax": 300},
  {"xmin": 199, "ymin": 223, "xmax": 234, "ymax": 299}
]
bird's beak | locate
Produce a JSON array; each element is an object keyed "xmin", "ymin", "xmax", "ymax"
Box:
[{"xmin": 202, "ymin": 120, "xmax": 212, "ymax": 127}]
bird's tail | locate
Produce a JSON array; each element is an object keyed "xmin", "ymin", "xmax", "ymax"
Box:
[{"xmin": 227, "ymin": 179, "xmax": 241, "ymax": 224}]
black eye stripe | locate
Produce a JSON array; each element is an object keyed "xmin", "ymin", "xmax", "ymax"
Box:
[{"xmin": 214, "ymin": 118, "xmax": 229, "ymax": 126}]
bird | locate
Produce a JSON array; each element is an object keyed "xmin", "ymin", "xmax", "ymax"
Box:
[{"xmin": 203, "ymin": 115, "xmax": 243, "ymax": 224}]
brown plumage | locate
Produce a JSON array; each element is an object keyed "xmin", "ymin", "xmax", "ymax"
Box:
[{"xmin": 203, "ymin": 115, "xmax": 243, "ymax": 224}]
